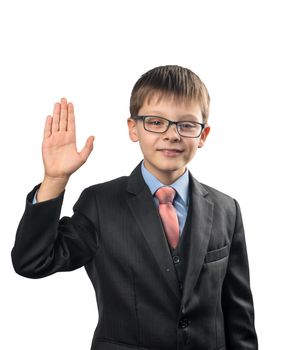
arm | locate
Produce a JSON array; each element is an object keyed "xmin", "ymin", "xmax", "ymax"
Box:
[
  {"xmin": 11, "ymin": 98, "xmax": 96, "ymax": 277},
  {"xmin": 11, "ymin": 184, "xmax": 99, "ymax": 278},
  {"xmin": 222, "ymin": 200, "xmax": 258, "ymax": 349}
]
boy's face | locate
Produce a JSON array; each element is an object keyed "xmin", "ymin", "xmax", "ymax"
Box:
[{"xmin": 127, "ymin": 94, "xmax": 210, "ymax": 184}]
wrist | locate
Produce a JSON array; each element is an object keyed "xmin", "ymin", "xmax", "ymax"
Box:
[
  {"xmin": 37, "ymin": 175, "xmax": 69, "ymax": 202},
  {"xmin": 43, "ymin": 174, "xmax": 70, "ymax": 185}
]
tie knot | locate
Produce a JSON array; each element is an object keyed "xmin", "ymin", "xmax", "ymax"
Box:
[{"xmin": 155, "ymin": 186, "xmax": 176, "ymax": 204}]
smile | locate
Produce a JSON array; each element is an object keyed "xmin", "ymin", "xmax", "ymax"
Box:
[{"xmin": 158, "ymin": 149, "xmax": 183, "ymax": 157}]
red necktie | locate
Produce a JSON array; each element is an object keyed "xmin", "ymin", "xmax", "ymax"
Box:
[{"xmin": 155, "ymin": 186, "xmax": 180, "ymax": 249}]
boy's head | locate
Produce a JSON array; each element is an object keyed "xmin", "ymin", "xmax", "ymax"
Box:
[
  {"xmin": 128, "ymin": 65, "xmax": 211, "ymax": 184},
  {"xmin": 130, "ymin": 65, "xmax": 210, "ymax": 123}
]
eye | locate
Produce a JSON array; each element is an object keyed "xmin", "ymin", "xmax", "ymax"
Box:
[
  {"xmin": 179, "ymin": 122, "xmax": 198, "ymax": 129},
  {"xmin": 150, "ymin": 120, "xmax": 162, "ymax": 126},
  {"xmin": 145, "ymin": 117, "xmax": 165, "ymax": 126}
]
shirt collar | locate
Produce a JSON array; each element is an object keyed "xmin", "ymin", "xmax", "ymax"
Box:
[{"xmin": 141, "ymin": 162, "xmax": 189, "ymax": 205}]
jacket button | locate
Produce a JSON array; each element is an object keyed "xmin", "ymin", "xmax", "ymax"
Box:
[
  {"xmin": 178, "ymin": 318, "xmax": 190, "ymax": 329},
  {"xmin": 173, "ymin": 255, "xmax": 180, "ymax": 264}
]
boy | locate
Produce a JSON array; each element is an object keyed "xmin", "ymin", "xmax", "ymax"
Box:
[{"xmin": 12, "ymin": 65, "xmax": 258, "ymax": 349}]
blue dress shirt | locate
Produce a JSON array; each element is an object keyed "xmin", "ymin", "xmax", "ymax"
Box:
[{"xmin": 141, "ymin": 162, "xmax": 189, "ymax": 236}]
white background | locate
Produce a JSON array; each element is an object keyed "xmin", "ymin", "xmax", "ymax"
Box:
[{"xmin": 1, "ymin": 0, "xmax": 283, "ymax": 348}]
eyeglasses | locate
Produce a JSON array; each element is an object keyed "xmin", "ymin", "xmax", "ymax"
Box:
[{"xmin": 131, "ymin": 115, "xmax": 205, "ymax": 138}]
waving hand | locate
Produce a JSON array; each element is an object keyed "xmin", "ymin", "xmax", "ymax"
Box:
[{"xmin": 37, "ymin": 98, "xmax": 94, "ymax": 202}]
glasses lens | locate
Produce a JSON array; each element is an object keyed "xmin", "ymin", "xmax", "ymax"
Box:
[
  {"xmin": 178, "ymin": 122, "xmax": 202, "ymax": 137},
  {"xmin": 144, "ymin": 117, "xmax": 168, "ymax": 133}
]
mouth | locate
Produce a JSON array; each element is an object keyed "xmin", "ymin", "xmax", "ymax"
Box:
[{"xmin": 157, "ymin": 148, "xmax": 183, "ymax": 157}]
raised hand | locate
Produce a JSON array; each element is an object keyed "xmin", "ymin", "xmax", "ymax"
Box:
[
  {"xmin": 42, "ymin": 98, "xmax": 94, "ymax": 180},
  {"xmin": 37, "ymin": 98, "xmax": 94, "ymax": 202}
]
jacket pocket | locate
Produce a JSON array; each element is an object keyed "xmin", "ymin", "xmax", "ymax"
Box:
[
  {"xmin": 92, "ymin": 338, "xmax": 149, "ymax": 350},
  {"xmin": 205, "ymin": 245, "xmax": 229, "ymax": 263}
]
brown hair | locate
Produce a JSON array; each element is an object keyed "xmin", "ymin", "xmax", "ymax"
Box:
[{"xmin": 130, "ymin": 65, "xmax": 210, "ymax": 122}]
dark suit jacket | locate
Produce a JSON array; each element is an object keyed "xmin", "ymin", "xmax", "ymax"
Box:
[{"xmin": 12, "ymin": 163, "xmax": 258, "ymax": 350}]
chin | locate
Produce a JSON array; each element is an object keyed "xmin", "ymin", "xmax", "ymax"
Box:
[
  {"xmin": 161, "ymin": 160, "xmax": 186, "ymax": 170},
  {"xmin": 156, "ymin": 163, "xmax": 186, "ymax": 173},
  {"xmin": 145, "ymin": 158, "xmax": 187, "ymax": 174}
]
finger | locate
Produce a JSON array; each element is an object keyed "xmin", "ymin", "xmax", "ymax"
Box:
[
  {"xmin": 67, "ymin": 102, "xmax": 76, "ymax": 133},
  {"xmin": 43, "ymin": 115, "xmax": 52, "ymax": 139},
  {"xmin": 60, "ymin": 97, "xmax": 68, "ymax": 131},
  {"xmin": 79, "ymin": 136, "xmax": 95, "ymax": 162},
  {"xmin": 52, "ymin": 102, "xmax": 60, "ymax": 132}
]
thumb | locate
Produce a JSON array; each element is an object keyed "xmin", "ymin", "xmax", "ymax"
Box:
[{"xmin": 79, "ymin": 136, "xmax": 95, "ymax": 162}]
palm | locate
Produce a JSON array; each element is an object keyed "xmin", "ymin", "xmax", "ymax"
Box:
[{"xmin": 42, "ymin": 98, "xmax": 94, "ymax": 179}]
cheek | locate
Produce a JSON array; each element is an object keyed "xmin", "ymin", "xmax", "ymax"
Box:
[
  {"xmin": 182, "ymin": 141, "xmax": 200, "ymax": 162},
  {"xmin": 137, "ymin": 131, "xmax": 159, "ymax": 150},
  {"xmin": 136, "ymin": 134, "xmax": 151, "ymax": 156},
  {"xmin": 185, "ymin": 140, "xmax": 199, "ymax": 153}
]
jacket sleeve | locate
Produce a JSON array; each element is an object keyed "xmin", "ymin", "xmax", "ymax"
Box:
[
  {"xmin": 222, "ymin": 199, "xmax": 258, "ymax": 349},
  {"xmin": 11, "ymin": 183, "xmax": 99, "ymax": 279}
]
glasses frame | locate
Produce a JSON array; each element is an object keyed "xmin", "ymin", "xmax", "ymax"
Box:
[{"xmin": 131, "ymin": 115, "xmax": 206, "ymax": 138}]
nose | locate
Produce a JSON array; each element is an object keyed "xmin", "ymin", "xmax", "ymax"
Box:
[{"xmin": 163, "ymin": 123, "xmax": 181, "ymax": 141}]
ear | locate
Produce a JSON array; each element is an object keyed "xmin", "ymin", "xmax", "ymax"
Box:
[
  {"xmin": 198, "ymin": 125, "xmax": 210, "ymax": 148},
  {"xmin": 127, "ymin": 118, "xmax": 139, "ymax": 142}
]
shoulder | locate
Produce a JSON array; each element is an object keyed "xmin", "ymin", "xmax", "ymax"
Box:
[
  {"xmin": 192, "ymin": 177, "xmax": 239, "ymax": 214},
  {"xmin": 72, "ymin": 176, "xmax": 130, "ymax": 220},
  {"xmin": 79, "ymin": 175, "xmax": 129, "ymax": 200},
  {"xmin": 201, "ymin": 182, "xmax": 235, "ymax": 202},
  {"xmin": 196, "ymin": 181, "xmax": 243, "ymax": 229},
  {"xmin": 78, "ymin": 162, "xmax": 144, "ymax": 201}
]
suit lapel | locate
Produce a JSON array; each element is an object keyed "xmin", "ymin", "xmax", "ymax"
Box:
[
  {"xmin": 126, "ymin": 164, "xmax": 181, "ymax": 302},
  {"xmin": 181, "ymin": 175, "xmax": 214, "ymax": 308}
]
